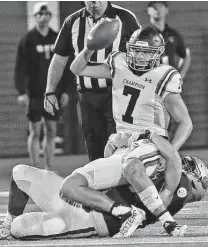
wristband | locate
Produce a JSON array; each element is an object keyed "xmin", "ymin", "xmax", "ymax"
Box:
[{"xmin": 44, "ymin": 92, "xmax": 56, "ymax": 97}]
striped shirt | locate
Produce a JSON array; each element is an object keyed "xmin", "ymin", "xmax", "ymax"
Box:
[{"xmin": 54, "ymin": 3, "xmax": 141, "ymax": 90}]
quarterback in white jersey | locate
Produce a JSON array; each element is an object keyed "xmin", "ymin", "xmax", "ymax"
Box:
[
  {"xmin": 45, "ymin": 26, "xmax": 192, "ymax": 237},
  {"xmin": 106, "ymin": 52, "xmax": 182, "ymax": 138}
]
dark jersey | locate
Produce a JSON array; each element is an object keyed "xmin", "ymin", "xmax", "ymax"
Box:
[
  {"xmin": 103, "ymin": 172, "xmax": 192, "ymax": 236},
  {"xmin": 149, "ymin": 24, "xmax": 187, "ymax": 70},
  {"xmin": 14, "ymin": 27, "xmax": 69, "ymax": 99},
  {"xmin": 54, "ymin": 3, "xmax": 140, "ymax": 90}
]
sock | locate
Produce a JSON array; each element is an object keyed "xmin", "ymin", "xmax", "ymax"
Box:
[
  {"xmin": 158, "ymin": 210, "xmax": 175, "ymax": 226},
  {"xmin": 8, "ymin": 175, "xmax": 29, "ymax": 217},
  {"xmin": 3, "ymin": 211, "xmax": 16, "ymax": 227},
  {"xmin": 138, "ymin": 185, "xmax": 164, "ymax": 213},
  {"xmin": 110, "ymin": 202, "xmax": 131, "ymax": 217}
]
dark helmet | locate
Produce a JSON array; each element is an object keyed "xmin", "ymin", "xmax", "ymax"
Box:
[
  {"xmin": 126, "ymin": 26, "xmax": 165, "ymax": 72},
  {"xmin": 181, "ymin": 154, "xmax": 208, "ymax": 190}
]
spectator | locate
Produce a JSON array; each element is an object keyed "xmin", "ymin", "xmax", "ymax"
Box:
[
  {"xmin": 44, "ymin": 1, "xmax": 141, "ymax": 161},
  {"xmin": 147, "ymin": 1, "xmax": 191, "ymax": 79},
  {"xmin": 15, "ymin": 2, "xmax": 70, "ymax": 170}
]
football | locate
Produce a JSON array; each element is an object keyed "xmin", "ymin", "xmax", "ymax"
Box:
[{"xmin": 87, "ymin": 18, "xmax": 120, "ymax": 50}]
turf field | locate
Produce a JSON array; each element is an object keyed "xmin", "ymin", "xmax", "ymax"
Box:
[{"xmin": 0, "ymin": 150, "xmax": 208, "ymax": 247}]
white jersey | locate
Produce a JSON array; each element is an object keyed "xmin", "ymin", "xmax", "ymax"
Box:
[{"xmin": 106, "ymin": 51, "xmax": 183, "ymax": 137}]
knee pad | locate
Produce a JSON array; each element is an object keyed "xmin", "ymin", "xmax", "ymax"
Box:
[{"xmin": 12, "ymin": 164, "xmax": 28, "ymax": 182}]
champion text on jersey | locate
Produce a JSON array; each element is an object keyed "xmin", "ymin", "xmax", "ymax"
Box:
[{"xmin": 123, "ymin": 79, "xmax": 145, "ymax": 90}]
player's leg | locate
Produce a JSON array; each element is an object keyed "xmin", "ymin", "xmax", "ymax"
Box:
[
  {"xmin": 102, "ymin": 89, "xmax": 116, "ymax": 139},
  {"xmin": 0, "ymin": 165, "xmax": 65, "ymax": 239},
  {"xmin": 12, "ymin": 164, "xmax": 65, "ymax": 211},
  {"xmin": 11, "ymin": 206, "xmax": 106, "ymax": 239},
  {"xmin": 28, "ymin": 121, "xmax": 42, "ymax": 167},
  {"xmin": 99, "ymin": 90, "xmax": 116, "ymax": 157},
  {"xmin": 27, "ymin": 98, "xmax": 42, "ymax": 167},
  {"xmin": 79, "ymin": 91, "xmax": 107, "ymax": 161},
  {"xmin": 121, "ymin": 140, "xmax": 187, "ymax": 237},
  {"xmin": 60, "ymin": 153, "xmax": 145, "ymax": 238},
  {"xmin": 60, "ymin": 154, "xmax": 127, "ymax": 211},
  {"xmin": 42, "ymin": 119, "xmax": 57, "ymax": 171}
]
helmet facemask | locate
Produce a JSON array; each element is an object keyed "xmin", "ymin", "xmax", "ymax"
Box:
[
  {"xmin": 126, "ymin": 41, "xmax": 165, "ymax": 72},
  {"xmin": 182, "ymin": 155, "xmax": 208, "ymax": 190}
]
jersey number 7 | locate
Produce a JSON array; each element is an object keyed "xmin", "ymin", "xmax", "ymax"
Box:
[{"xmin": 122, "ymin": 85, "xmax": 141, "ymax": 124}]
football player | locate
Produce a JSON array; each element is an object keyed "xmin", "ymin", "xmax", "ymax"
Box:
[
  {"xmin": 0, "ymin": 154, "xmax": 207, "ymax": 240},
  {"xmin": 56, "ymin": 26, "xmax": 193, "ymax": 237}
]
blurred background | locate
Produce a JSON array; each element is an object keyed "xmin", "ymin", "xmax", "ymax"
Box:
[{"xmin": 0, "ymin": 1, "xmax": 208, "ymax": 159}]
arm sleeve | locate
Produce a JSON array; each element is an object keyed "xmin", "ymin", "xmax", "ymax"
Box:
[
  {"xmin": 14, "ymin": 36, "xmax": 29, "ymax": 95},
  {"xmin": 162, "ymin": 71, "xmax": 183, "ymax": 100},
  {"xmin": 105, "ymin": 51, "xmax": 120, "ymax": 78},
  {"xmin": 53, "ymin": 18, "xmax": 75, "ymax": 56}
]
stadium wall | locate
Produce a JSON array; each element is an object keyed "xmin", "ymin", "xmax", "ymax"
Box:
[{"xmin": 0, "ymin": 1, "xmax": 208, "ymax": 157}]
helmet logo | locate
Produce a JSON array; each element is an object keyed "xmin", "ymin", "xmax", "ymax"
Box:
[
  {"xmin": 153, "ymin": 36, "xmax": 161, "ymax": 45},
  {"xmin": 177, "ymin": 187, "xmax": 187, "ymax": 198},
  {"xmin": 168, "ymin": 36, "xmax": 174, "ymax": 43}
]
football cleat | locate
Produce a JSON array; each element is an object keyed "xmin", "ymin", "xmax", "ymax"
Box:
[
  {"xmin": 113, "ymin": 205, "xmax": 146, "ymax": 238},
  {"xmin": 0, "ymin": 213, "xmax": 14, "ymax": 239},
  {"xmin": 163, "ymin": 221, "xmax": 187, "ymax": 236}
]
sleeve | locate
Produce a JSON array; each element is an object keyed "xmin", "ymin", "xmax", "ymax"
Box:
[
  {"xmin": 161, "ymin": 70, "xmax": 183, "ymax": 99},
  {"xmin": 175, "ymin": 30, "xmax": 187, "ymax": 59},
  {"xmin": 53, "ymin": 18, "xmax": 75, "ymax": 56},
  {"xmin": 119, "ymin": 10, "xmax": 141, "ymax": 52},
  {"xmin": 105, "ymin": 51, "xmax": 120, "ymax": 78},
  {"xmin": 14, "ymin": 36, "xmax": 29, "ymax": 95},
  {"xmin": 56, "ymin": 56, "xmax": 77, "ymax": 97}
]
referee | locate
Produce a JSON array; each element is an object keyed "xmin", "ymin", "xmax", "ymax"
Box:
[{"xmin": 44, "ymin": 1, "xmax": 141, "ymax": 161}]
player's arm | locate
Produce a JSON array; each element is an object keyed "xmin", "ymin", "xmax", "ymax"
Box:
[
  {"xmin": 179, "ymin": 48, "xmax": 191, "ymax": 80},
  {"xmin": 44, "ymin": 19, "xmax": 74, "ymax": 115},
  {"xmin": 14, "ymin": 37, "xmax": 29, "ymax": 95},
  {"xmin": 165, "ymin": 93, "xmax": 193, "ymax": 151},
  {"xmin": 151, "ymin": 133, "xmax": 182, "ymax": 207},
  {"xmin": 70, "ymin": 47, "xmax": 112, "ymax": 79},
  {"xmin": 46, "ymin": 54, "xmax": 69, "ymax": 93},
  {"xmin": 175, "ymin": 31, "xmax": 191, "ymax": 79}
]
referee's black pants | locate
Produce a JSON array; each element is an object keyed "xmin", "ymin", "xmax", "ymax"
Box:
[{"xmin": 78, "ymin": 88, "xmax": 116, "ymax": 161}]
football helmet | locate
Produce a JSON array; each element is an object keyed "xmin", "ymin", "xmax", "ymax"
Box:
[
  {"xmin": 126, "ymin": 27, "xmax": 165, "ymax": 72},
  {"xmin": 181, "ymin": 154, "xmax": 208, "ymax": 190}
]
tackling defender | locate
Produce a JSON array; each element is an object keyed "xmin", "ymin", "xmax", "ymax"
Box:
[{"xmin": 0, "ymin": 153, "xmax": 207, "ymax": 239}]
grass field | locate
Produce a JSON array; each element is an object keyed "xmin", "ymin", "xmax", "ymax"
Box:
[{"xmin": 0, "ymin": 150, "xmax": 208, "ymax": 247}]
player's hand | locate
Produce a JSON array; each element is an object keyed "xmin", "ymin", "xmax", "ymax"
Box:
[
  {"xmin": 60, "ymin": 93, "xmax": 69, "ymax": 108},
  {"xmin": 104, "ymin": 141, "xmax": 116, "ymax": 158},
  {"xmin": 17, "ymin": 94, "xmax": 29, "ymax": 107},
  {"xmin": 44, "ymin": 92, "xmax": 59, "ymax": 116}
]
